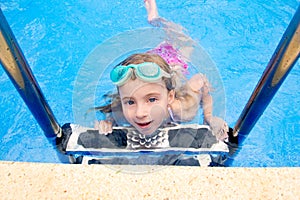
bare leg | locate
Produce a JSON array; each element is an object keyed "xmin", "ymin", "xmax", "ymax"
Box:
[
  {"xmin": 144, "ymin": 0, "xmax": 194, "ymax": 62},
  {"xmin": 144, "ymin": 0, "xmax": 159, "ymax": 22}
]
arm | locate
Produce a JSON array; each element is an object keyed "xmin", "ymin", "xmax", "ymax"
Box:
[
  {"xmin": 199, "ymin": 75, "xmax": 213, "ymax": 125},
  {"xmin": 171, "ymin": 73, "xmax": 213, "ymax": 123}
]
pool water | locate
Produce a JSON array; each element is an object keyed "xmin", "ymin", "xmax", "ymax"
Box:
[{"xmin": 0, "ymin": 0, "xmax": 299, "ymax": 166}]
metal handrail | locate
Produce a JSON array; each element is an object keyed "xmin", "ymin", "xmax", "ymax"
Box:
[
  {"xmin": 0, "ymin": 8, "xmax": 61, "ymax": 142},
  {"xmin": 233, "ymin": 6, "xmax": 300, "ymax": 144}
]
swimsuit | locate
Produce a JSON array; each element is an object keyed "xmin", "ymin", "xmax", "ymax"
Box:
[{"xmin": 147, "ymin": 42, "xmax": 188, "ymax": 72}]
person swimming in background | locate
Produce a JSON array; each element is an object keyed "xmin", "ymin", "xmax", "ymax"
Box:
[{"xmin": 93, "ymin": 0, "xmax": 229, "ymax": 141}]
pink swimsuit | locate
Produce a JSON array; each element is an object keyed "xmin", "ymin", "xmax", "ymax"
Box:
[{"xmin": 147, "ymin": 42, "xmax": 188, "ymax": 72}]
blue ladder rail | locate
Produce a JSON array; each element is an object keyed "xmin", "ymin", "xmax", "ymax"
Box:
[
  {"xmin": 233, "ymin": 6, "xmax": 300, "ymax": 145},
  {"xmin": 0, "ymin": 8, "xmax": 61, "ymax": 142}
]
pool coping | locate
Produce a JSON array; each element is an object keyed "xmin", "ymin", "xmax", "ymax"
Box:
[{"xmin": 0, "ymin": 161, "xmax": 299, "ymax": 199}]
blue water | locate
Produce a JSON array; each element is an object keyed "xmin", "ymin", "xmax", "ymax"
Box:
[{"xmin": 0, "ymin": 0, "xmax": 299, "ymax": 166}]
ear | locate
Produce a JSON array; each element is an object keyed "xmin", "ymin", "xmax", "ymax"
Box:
[{"xmin": 167, "ymin": 89, "xmax": 175, "ymax": 104}]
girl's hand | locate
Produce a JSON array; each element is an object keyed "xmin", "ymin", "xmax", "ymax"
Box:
[
  {"xmin": 94, "ymin": 120, "xmax": 113, "ymax": 135},
  {"xmin": 208, "ymin": 116, "xmax": 229, "ymax": 141}
]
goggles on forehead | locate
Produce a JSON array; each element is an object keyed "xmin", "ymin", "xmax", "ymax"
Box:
[{"xmin": 110, "ymin": 62, "xmax": 171, "ymax": 86}]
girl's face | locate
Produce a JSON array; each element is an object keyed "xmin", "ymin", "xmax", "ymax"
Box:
[{"xmin": 118, "ymin": 78, "xmax": 174, "ymax": 135}]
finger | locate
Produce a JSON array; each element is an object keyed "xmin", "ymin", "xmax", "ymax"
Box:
[
  {"xmin": 102, "ymin": 120, "xmax": 108, "ymax": 134},
  {"xmin": 101, "ymin": 121, "xmax": 108, "ymax": 135},
  {"xmin": 107, "ymin": 121, "xmax": 113, "ymax": 133},
  {"xmin": 94, "ymin": 120, "xmax": 99, "ymax": 129},
  {"xmin": 104, "ymin": 121, "xmax": 113, "ymax": 134},
  {"xmin": 98, "ymin": 121, "xmax": 107, "ymax": 135}
]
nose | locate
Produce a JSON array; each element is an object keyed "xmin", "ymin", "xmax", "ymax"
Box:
[{"xmin": 135, "ymin": 103, "xmax": 148, "ymax": 119}]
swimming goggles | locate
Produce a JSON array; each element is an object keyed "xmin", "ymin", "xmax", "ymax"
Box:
[{"xmin": 110, "ymin": 62, "xmax": 171, "ymax": 86}]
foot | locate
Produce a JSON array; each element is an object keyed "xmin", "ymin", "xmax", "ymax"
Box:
[{"xmin": 144, "ymin": 0, "xmax": 159, "ymax": 22}]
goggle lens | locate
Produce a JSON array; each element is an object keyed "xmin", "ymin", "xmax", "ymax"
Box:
[
  {"xmin": 137, "ymin": 64, "xmax": 160, "ymax": 78},
  {"xmin": 110, "ymin": 66, "xmax": 129, "ymax": 83},
  {"xmin": 110, "ymin": 62, "xmax": 170, "ymax": 86}
]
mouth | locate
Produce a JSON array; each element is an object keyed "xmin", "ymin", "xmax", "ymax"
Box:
[{"xmin": 135, "ymin": 121, "xmax": 152, "ymax": 129}]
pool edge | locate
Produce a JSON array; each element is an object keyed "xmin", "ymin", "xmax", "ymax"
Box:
[{"xmin": 0, "ymin": 161, "xmax": 299, "ymax": 199}]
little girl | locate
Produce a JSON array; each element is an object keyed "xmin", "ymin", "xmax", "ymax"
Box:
[
  {"xmin": 94, "ymin": 0, "xmax": 229, "ymax": 141},
  {"xmin": 95, "ymin": 53, "xmax": 228, "ymax": 141}
]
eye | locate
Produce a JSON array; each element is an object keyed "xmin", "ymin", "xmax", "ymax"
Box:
[
  {"xmin": 148, "ymin": 97, "xmax": 158, "ymax": 103},
  {"xmin": 127, "ymin": 99, "xmax": 135, "ymax": 105},
  {"xmin": 122, "ymin": 99, "xmax": 135, "ymax": 106}
]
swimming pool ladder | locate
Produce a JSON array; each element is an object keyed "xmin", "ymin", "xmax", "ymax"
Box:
[
  {"xmin": 233, "ymin": 5, "xmax": 300, "ymax": 145},
  {"xmin": 0, "ymin": 8, "xmax": 61, "ymax": 142}
]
